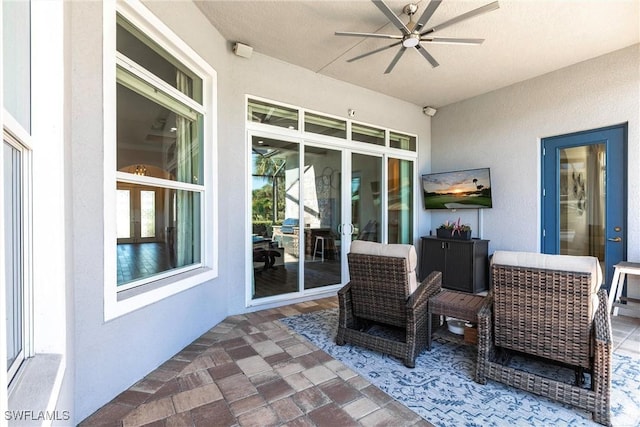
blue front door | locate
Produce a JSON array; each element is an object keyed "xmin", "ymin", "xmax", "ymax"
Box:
[{"xmin": 541, "ymin": 124, "xmax": 627, "ymax": 291}]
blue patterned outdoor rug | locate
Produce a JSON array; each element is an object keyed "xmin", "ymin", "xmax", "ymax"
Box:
[{"xmin": 280, "ymin": 309, "xmax": 640, "ymax": 427}]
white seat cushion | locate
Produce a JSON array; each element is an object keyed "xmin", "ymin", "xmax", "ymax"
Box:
[
  {"xmin": 349, "ymin": 240, "xmax": 418, "ymax": 295},
  {"xmin": 492, "ymin": 250, "xmax": 602, "ymax": 317}
]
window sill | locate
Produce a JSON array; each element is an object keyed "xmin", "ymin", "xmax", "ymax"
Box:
[
  {"xmin": 106, "ymin": 267, "xmax": 216, "ymax": 320},
  {"xmin": 8, "ymin": 354, "xmax": 67, "ymax": 426}
]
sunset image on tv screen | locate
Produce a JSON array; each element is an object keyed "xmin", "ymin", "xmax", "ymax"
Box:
[{"xmin": 422, "ymin": 168, "xmax": 492, "ymax": 209}]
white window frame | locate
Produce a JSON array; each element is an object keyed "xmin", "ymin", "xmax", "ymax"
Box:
[
  {"xmin": 104, "ymin": 0, "xmax": 218, "ymax": 320},
  {"xmin": 2, "ymin": 120, "xmax": 34, "ymax": 390}
]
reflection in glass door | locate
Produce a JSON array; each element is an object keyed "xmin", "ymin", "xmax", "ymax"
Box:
[
  {"xmin": 351, "ymin": 153, "xmax": 382, "ymax": 242},
  {"xmin": 304, "ymin": 146, "xmax": 342, "ymax": 289},
  {"xmin": 559, "ymin": 144, "xmax": 606, "ymax": 258},
  {"xmin": 388, "ymin": 158, "xmax": 414, "ymax": 244},
  {"xmin": 116, "ymin": 185, "xmax": 158, "ymax": 243},
  {"xmin": 250, "ymin": 135, "xmax": 417, "ymax": 301},
  {"xmin": 251, "ymin": 137, "xmax": 299, "ymax": 299}
]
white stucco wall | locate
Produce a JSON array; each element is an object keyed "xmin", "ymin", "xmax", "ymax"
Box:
[
  {"xmin": 431, "ymin": 44, "xmax": 640, "ymax": 302},
  {"xmin": 70, "ymin": 1, "xmax": 431, "ymax": 422}
]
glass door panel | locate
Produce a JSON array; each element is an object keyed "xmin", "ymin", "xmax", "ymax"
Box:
[
  {"xmin": 351, "ymin": 153, "xmax": 382, "ymax": 242},
  {"xmin": 388, "ymin": 158, "xmax": 413, "ymax": 244},
  {"xmin": 117, "ymin": 189, "xmax": 131, "ymax": 239},
  {"xmin": 249, "ymin": 135, "xmax": 417, "ymax": 301},
  {"xmin": 304, "ymin": 146, "xmax": 342, "ymax": 290},
  {"xmin": 116, "ymin": 184, "xmax": 160, "ymax": 244},
  {"xmin": 559, "ymin": 144, "xmax": 606, "ymax": 258},
  {"xmin": 140, "ymin": 190, "xmax": 156, "ymax": 238},
  {"xmin": 251, "ymin": 136, "xmax": 300, "ymax": 298},
  {"xmin": 116, "ymin": 183, "xmax": 186, "ymax": 287}
]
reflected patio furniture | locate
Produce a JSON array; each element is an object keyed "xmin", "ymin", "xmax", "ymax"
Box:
[
  {"xmin": 252, "ymin": 236, "xmax": 283, "ymax": 271},
  {"xmin": 272, "ymin": 219, "xmax": 299, "ymax": 257}
]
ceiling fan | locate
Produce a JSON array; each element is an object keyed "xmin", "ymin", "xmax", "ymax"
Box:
[{"xmin": 335, "ymin": 0, "xmax": 499, "ymax": 73}]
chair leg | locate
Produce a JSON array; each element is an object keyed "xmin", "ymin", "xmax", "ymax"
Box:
[{"xmin": 575, "ymin": 367, "xmax": 585, "ymax": 386}]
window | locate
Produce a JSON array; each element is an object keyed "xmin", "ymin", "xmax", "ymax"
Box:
[
  {"xmin": 352, "ymin": 123, "xmax": 385, "ymax": 146},
  {"xmin": 248, "ymin": 99, "xmax": 298, "ymax": 130},
  {"xmin": 114, "ymin": 10, "xmax": 213, "ymax": 295},
  {"xmin": 3, "ymin": 137, "xmax": 26, "ymax": 384},
  {"xmin": 2, "ymin": 0, "xmax": 31, "ymax": 131},
  {"xmin": 304, "ymin": 112, "xmax": 347, "ymax": 139},
  {"xmin": 3, "ymin": 0, "xmax": 31, "ymax": 387},
  {"xmin": 390, "ymin": 131, "xmax": 416, "ymax": 152}
]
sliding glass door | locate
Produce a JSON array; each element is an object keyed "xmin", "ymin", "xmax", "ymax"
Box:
[
  {"xmin": 351, "ymin": 153, "xmax": 382, "ymax": 242},
  {"xmin": 249, "ymin": 134, "xmax": 415, "ymax": 302},
  {"xmin": 388, "ymin": 157, "xmax": 414, "ymax": 244},
  {"xmin": 251, "ymin": 136, "xmax": 300, "ymax": 298},
  {"xmin": 303, "ymin": 146, "xmax": 342, "ymax": 289}
]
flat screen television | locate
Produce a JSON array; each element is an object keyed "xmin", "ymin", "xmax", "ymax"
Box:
[{"xmin": 422, "ymin": 167, "xmax": 492, "ymax": 209}]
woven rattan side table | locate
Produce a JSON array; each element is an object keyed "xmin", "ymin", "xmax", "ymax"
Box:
[{"xmin": 427, "ymin": 290, "xmax": 486, "ymax": 351}]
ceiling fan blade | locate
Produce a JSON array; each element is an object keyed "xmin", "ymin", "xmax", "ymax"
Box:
[
  {"xmin": 384, "ymin": 47, "xmax": 406, "ymax": 74},
  {"xmin": 372, "ymin": 0, "xmax": 410, "ymax": 35},
  {"xmin": 421, "ymin": 1, "xmax": 499, "ymax": 36},
  {"xmin": 415, "ymin": 45, "xmax": 439, "ymax": 68},
  {"xmin": 347, "ymin": 41, "xmax": 402, "ymax": 63},
  {"xmin": 335, "ymin": 31, "xmax": 402, "ymax": 40},
  {"xmin": 420, "ymin": 37, "xmax": 484, "ymax": 45},
  {"xmin": 415, "ymin": 0, "xmax": 443, "ymax": 31}
]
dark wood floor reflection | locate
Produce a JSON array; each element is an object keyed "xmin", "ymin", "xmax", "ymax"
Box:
[
  {"xmin": 117, "ymin": 242, "xmax": 173, "ymax": 285},
  {"xmin": 253, "ymin": 259, "xmax": 342, "ymax": 299},
  {"xmin": 117, "ymin": 243, "xmax": 342, "ymax": 295}
]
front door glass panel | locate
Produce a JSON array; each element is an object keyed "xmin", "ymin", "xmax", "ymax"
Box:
[{"xmin": 560, "ymin": 144, "xmax": 606, "ymax": 259}]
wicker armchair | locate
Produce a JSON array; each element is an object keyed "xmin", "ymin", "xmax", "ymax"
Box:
[
  {"xmin": 336, "ymin": 240, "xmax": 442, "ymax": 368},
  {"xmin": 476, "ymin": 251, "xmax": 612, "ymax": 426}
]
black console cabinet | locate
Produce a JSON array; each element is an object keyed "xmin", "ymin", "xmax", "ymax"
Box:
[{"xmin": 420, "ymin": 236, "xmax": 489, "ymax": 294}]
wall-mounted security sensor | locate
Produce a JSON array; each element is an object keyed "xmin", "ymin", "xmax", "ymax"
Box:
[
  {"xmin": 233, "ymin": 42, "xmax": 253, "ymax": 59},
  {"xmin": 422, "ymin": 106, "xmax": 437, "ymax": 117},
  {"xmin": 348, "ymin": 109, "xmax": 356, "ymax": 117}
]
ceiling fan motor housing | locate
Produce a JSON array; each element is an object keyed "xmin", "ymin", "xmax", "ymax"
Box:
[{"xmin": 402, "ymin": 33, "xmax": 420, "ymax": 47}]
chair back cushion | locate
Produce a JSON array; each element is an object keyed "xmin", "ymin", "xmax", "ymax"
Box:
[
  {"xmin": 492, "ymin": 251, "xmax": 602, "ymax": 292},
  {"xmin": 350, "ymin": 240, "xmax": 418, "ymax": 294},
  {"xmin": 491, "ymin": 250, "xmax": 602, "ymax": 368},
  {"xmin": 347, "ymin": 241, "xmax": 418, "ymax": 327}
]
